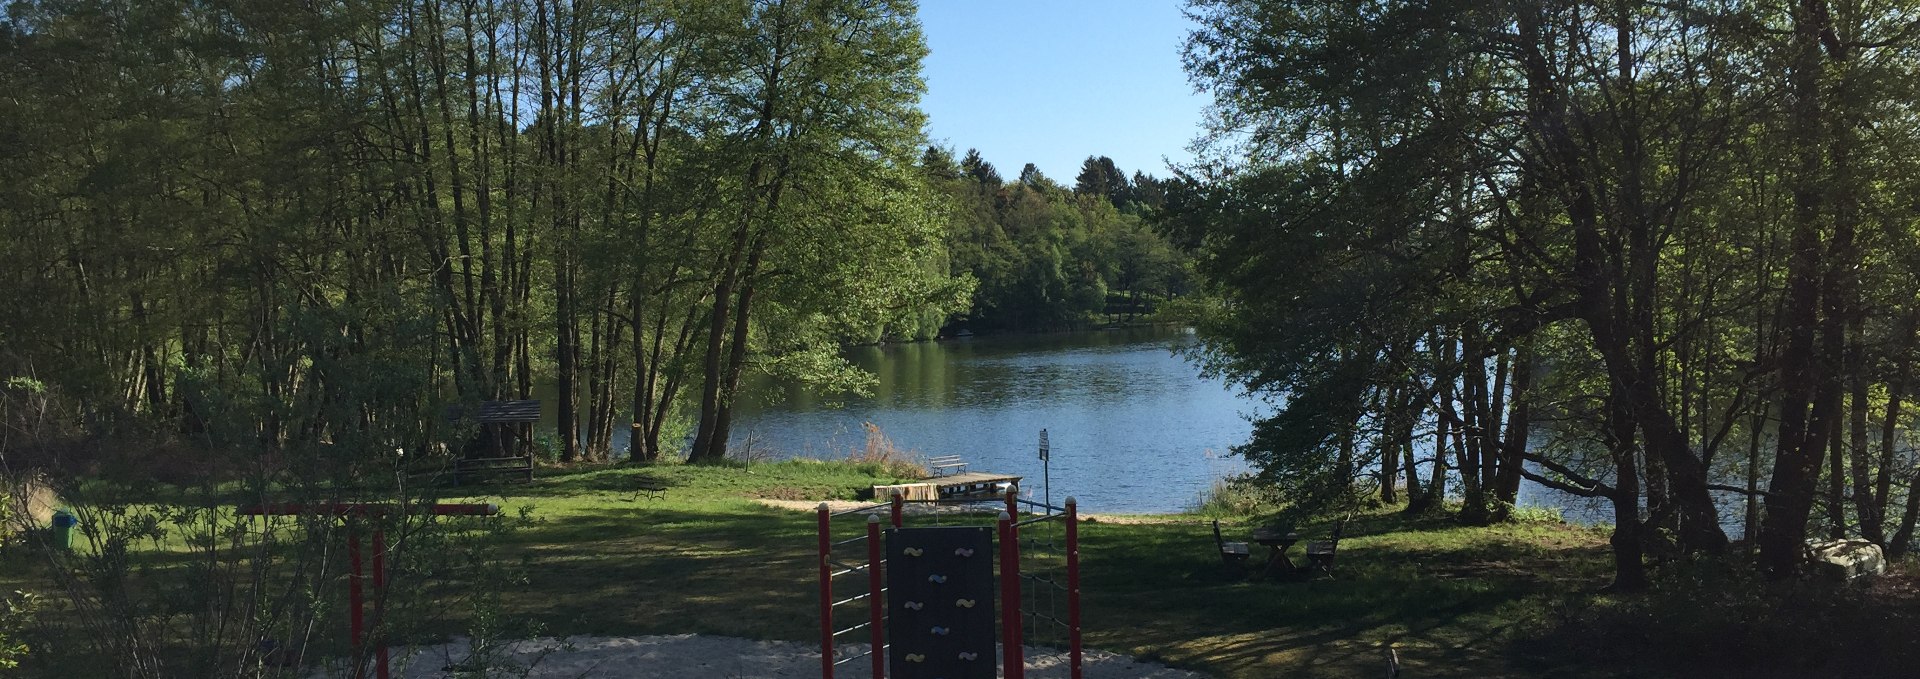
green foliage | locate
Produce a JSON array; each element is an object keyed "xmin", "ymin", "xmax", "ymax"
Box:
[
  {"xmin": 1177, "ymin": 0, "xmax": 1920, "ymax": 581},
  {"xmin": 929, "ymin": 148, "xmax": 1189, "ymax": 332},
  {"xmin": 0, "ymin": 590, "xmax": 36, "ymax": 671},
  {"xmin": 1192, "ymin": 474, "xmax": 1284, "ymax": 518},
  {"xmin": 21, "ymin": 460, "xmax": 536, "ymax": 678},
  {"xmin": 0, "ymin": 0, "xmax": 979, "ymax": 468}
]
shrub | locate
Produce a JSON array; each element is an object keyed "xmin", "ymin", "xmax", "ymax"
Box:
[
  {"xmin": 27, "ymin": 472, "xmax": 539, "ymax": 678},
  {"xmin": 1193, "ymin": 473, "xmax": 1281, "ymax": 518},
  {"xmin": 0, "ymin": 590, "xmax": 38, "ymax": 671},
  {"xmin": 846, "ymin": 422, "xmax": 928, "ymax": 479}
]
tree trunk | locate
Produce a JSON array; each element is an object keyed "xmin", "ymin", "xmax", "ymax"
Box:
[
  {"xmin": 1872, "ymin": 315, "xmax": 1914, "ymax": 545},
  {"xmin": 1381, "ymin": 385, "xmax": 1401, "ymax": 504},
  {"xmin": 1402, "ymin": 396, "xmax": 1425, "ymax": 506},
  {"xmin": 1607, "ymin": 392, "xmax": 1649, "ymax": 591},
  {"xmin": 1827, "ymin": 403, "xmax": 1847, "ymax": 539},
  {"xmin": 1758, "ymin": 0, "xmax": 1838, "ymax": 578},
  {"xmin": 708, "ymin": 236, "xmax": 770, "ymax": 463},
  {"xmin": 1490, "ymin": 346, "xmax": 1532, "ymax": 521},
  {"xmin": 1745, "ymin": 405, "xmax": 1767, "ymax": 546},
  {"xmin": 1891, "ymin": 465, "xmax": 1920, "ymax": 558},
  {"xmin": 1847, "ymin": 322, "xmax": 1874, "ymax": 540},
  {"xmin": 1416, "ymin": 392, "xmax": 1450, "ymax": 515}
]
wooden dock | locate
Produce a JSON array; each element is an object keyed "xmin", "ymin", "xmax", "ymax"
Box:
[{"xmin": 874, "ymin": 471, "xmax": 1023, "ymax": 502}]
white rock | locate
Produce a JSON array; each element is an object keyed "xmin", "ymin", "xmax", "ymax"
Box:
[{"xmin": 1806, "ymin": 538, "xmax": 1885, "ymax": 581}]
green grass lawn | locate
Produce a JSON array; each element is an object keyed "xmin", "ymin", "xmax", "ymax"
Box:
[
  {"xmin": 6, "ymin": 461, "xmax": 1627, "ymax": 678},
  {"xmin": 430, "ymin": 462, "xmax": 1615, "ymax": 678}
]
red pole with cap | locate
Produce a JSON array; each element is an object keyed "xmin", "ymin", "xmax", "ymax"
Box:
[
  {"xmin": 818, "ymin": 503, "xmax": 834, "ymax": 679},
  {"xmin": 867, "ymin": 514, "xmax": 886, "ymax": 679},
  {"xmin": 1066, "ymin": 496, "xmax": 1082, "ymax": 679},
  {"xmin": 233, "ymin": 501, "xmax": 498, "ymax": 679},
  {"xmin": 372, "ymin": 527, "xmax": 389, "ymax": 679},
  {"xmin": 347, "ymin": 527, "xmax": 365, "ymax": 679},
  {"xmin": 999, "ymin": 509, "xmax": 1024, "ymax": 679}
]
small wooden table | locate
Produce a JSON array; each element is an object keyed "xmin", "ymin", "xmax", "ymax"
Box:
[{"xmin": 1250, "ymin": 527, "xmax": 1301, "ymax": 577}]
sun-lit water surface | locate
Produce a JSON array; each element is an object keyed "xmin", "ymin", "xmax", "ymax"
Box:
[{"xmin": 727, "ymin": 326, "xmax": 1258, "ymax": 514}]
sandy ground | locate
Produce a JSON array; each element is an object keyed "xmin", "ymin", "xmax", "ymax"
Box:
[{"xmin": 341, "ymin": 635, "xmax": 1209, "ymax": 678}]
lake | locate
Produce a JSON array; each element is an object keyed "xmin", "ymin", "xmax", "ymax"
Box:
[
  {"xmin": 539, "ymin": 324, "xmax": 1720, "ymax": 525},
  {"xmin": 728, "ymin": 326, "xmax": 1257, "ymax": 514}
]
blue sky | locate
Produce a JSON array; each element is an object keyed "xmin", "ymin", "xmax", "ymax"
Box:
[{"xmin": 916, "ymin": 1, "xmax": 1206, "ymax": 183}]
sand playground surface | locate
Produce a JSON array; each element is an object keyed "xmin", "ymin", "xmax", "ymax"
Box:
[{"xmin": 342, "ymin": 634, "xmax": 1208, "ymax": 678}]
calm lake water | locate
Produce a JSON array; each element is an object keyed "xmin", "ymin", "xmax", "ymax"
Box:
[
  {"xmin": 547, "ymin": 324, "xmax": 1741, "ymax": 526},
  {"xmin": 728, "ymin": 326, "xmax": 1257, "ymax": 514}
]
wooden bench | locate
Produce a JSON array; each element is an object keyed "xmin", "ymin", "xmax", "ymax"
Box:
[
  {"xmin": 1303, "ymin": 518, "xmax": 1346, "ymax": 578},
  {"xmin": 454, "ymin": 455, "xmax": 533, "ymax": 485},
  {"xmin": 1213, "ymin": 519, "xmax": 1251, "ymax": 575},
  {"xmin": 928, "ymin": 455, "xmax": 968, "ymax": 477},
  {"xmin": 631, "ymin": 480, "xmax": 668, "ymax": 502}
]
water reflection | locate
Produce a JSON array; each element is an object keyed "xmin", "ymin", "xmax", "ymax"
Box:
[{"xmin": 731, "ymin": 326, "xmax": 1257, "ymax": 513}]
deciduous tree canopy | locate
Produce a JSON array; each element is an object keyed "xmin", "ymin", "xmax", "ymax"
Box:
[{"xmin": 1176, "ymin": 0, "xmax": 1920, "ymax": 587}]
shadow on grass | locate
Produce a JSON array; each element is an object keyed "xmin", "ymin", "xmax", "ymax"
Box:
[
  {"xmin": 1074, "ymin": 517, "xmax": 1612, "ymax": 678},
  {"xmin": 471, "ymin": 502, "xmax": 847, "ymax": 641},
  {"xmin": 13, "ymin": 464, "xmax": 1622, "ymax": 679}
]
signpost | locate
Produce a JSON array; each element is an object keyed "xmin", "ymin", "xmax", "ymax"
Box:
[{"xmin": 1039, "ymin": 429, "xmax": 1050, "ymax": 511}]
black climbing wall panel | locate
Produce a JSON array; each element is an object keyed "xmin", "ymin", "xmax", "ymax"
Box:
[{"xmin": 885, "ymin": 526, "xmax": 997, "ymax": 679}]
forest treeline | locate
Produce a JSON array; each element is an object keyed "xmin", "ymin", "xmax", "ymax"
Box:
[
  {"xmin": 1175, "ymin": 0, "xmax": 1920, "ymax": 587},
  {"xmin": 922, "ymin": 148, "xmax": 1188, "ymax": 333},
  {"xmin": 0, "ymin": 0, "xmax": 1182, "ymax": 469}
]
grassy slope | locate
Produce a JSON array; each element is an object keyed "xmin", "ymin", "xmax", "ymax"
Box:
[{"xmin": 454, "ymin": 462, "xmax": 1615, "ymax": 678}]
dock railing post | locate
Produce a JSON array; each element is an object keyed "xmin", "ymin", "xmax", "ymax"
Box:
[
  {"xmin": 1066, "ymin": 497, "xmax": 1081, "ymax": 679},
  {"xmin": 818, "ymin": 503, "xmax": 833, "ymax": 679},
  {"xmin": 890, "ymin": 490, "xmax": 904, "ymax": 528},
  {"xmin": 867, "ymin": 514, "xmax": 886, "ymax": 679},
  {"xmin": 1039, "ymin": 429, "xmax": 1050, "ymax": 513},
  {"xmin": 347, "ymin": 525, "xmax": 365, "ymax": 679}
]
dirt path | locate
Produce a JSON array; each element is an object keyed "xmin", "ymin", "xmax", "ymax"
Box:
[{"xmin": 346, "ymin": 635, "xmax": 1210, "ymax": 678}]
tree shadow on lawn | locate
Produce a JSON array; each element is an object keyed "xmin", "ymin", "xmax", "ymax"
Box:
[
  {"xmin": 482, "ymin": 462, "xmax": 891, "ymax": 502},
  {"xmin": 481, "ymin": 502, "xmax": 846, "ymax": 641},
  {"xmin": 465, "ymin": 502, "xmax": 1615, "ymax": 678},
  {"xmin": 1077, "ymin": 520, "xmax": 1612, "ymax": 678},
  {"xmin": 452, "ymin": 466, "xmax": 673, "ymax": 500}
]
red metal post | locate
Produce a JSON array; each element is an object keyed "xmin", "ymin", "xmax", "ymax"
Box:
[
  {"xmin": 1005, "ymin": 486, "xmax": 1018, "ymax": 519},
  {"xmin": 999, "ymin": 511, "xmax": 1024, "ymax": 679},
  {"xmin": 818, "ymin": 503, "xmax": 834, "ymax": 679},
  {"xmin": 372, "ymin": 527, "xmax": 389, "ymax": 679},
  {"xmin": 231, "ymin": 501, "xmax": 498, "ymax": 679},
  {"xmin": 1066, "ymin": 497, "xmax": 1082, "ymax": 679},
  {"xmin": 347, "ymin": 527, "xmax": 365, "ymax": 679},
  {"xmin": 889, "ymin": 491, "xmax": 904, "ymax": 528},
  {"xmin": 867, "ymin": 514, "xmax": 886, "ymax": 679}
]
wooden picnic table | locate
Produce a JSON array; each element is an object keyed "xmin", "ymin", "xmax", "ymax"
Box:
[{"xmin": 1250, "ymin": 527, "xmax": 1301, "ymax": 577}]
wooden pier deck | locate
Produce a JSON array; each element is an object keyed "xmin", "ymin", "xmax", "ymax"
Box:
[{"xmin": 874, "ymin": 471, "xmax": 1023, "ymax": 501}]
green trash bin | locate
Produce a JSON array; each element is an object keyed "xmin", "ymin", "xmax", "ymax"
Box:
[{"xmin": 50, "ymin": 509, "xmax": 77, "ymax": 550}]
